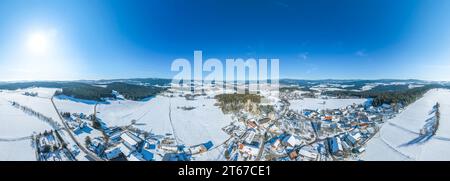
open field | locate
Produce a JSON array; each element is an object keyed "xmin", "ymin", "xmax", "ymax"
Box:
[{"xmin": 363, "ymin": 89, "xmax": 450, "ymax": 160}]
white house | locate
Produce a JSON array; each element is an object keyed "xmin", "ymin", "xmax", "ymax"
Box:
[
  {"xmin": 104, "ymin": 146, "xmax": 122, "ymax": 160},
  {"xmin": 282, "ymin": 135, "xmax": 302, "ymax": 147}
]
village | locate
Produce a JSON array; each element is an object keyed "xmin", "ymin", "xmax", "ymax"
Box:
[
  {"xmin": 37, "ymin": 83, "xmax": 407, "ymax": 161},
  {"xmin": 3, "ymin": 81, "xmax": 441, "ymax": 162},
  {"xmin": 218, "ymin": 89, "xmax": 403, "ymax": 161}
]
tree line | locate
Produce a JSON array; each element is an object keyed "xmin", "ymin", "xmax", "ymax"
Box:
[
  {"xmin": 54, "ymin": 82, "xmax": 166, "ymax": 101},
  {"xmin": 0, "ymin": 80, "xmax": 168, "ymax": 101},
  {"xmin": 324, "ymin": 84, "xmax": 448, "ymax": 107}
]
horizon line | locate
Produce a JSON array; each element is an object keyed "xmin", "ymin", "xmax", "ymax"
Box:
[{"xmin": 0, "ymin": 77, "xmax": 448, "ymax": 83}]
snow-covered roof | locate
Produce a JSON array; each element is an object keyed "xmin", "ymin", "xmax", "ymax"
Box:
[
  {"xmin": 283, "ymin": 135, "xmax": 301, "ymax": 147},
  {"xmin": 298, "ymin": 149, "xmax": 318, "ymax": 159},
  {"xmin": 105, "ymin": 146, "xmax": 121, "ymax": 160},
  {"xmin": 127, "ymin": 153, "xmax": 144, "ymax": 161},
  {"xmin": 121, "ymin": 132, "xmax": 139, "ymax": 147},
  {"xmin": 118, "ymin": 143, "xmax": 132, "ymax": 156},
  {"xmin": 352, "ymin": 132, "xmax": 362, "ymax": 141}
]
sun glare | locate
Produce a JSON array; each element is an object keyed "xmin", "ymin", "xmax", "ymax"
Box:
[{"xmin": 27, "ymin": 32, "xmax": 50, "ymax": 56}]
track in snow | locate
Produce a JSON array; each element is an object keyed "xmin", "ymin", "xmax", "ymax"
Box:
[{"xmin": 0, "ymin": 136, "xmax": 32, "ymax": 142}]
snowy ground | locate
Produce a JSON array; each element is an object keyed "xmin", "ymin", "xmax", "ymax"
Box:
[
  {"xmin": 362, "ymin": 89, "xmax": 450, "ymax": 161},
  {"xmin": 0, "ymin": 88, "xmax": 57, "ymax": 161},
  {"xmin": 0, "ymin": 88, "xmax": 62, "ymax": 122},
  {"xmin": 0, "ymin": 140, "xmax": 36, "ymax": 161},
  {"xmin": 96, "ymin": 95, "xmax": 232, "ymax": 148},
  {"xmin": 0, "ymin": 98, "xmax": 52, "ymax": 138},
  {"xmin": 289, "ymin": 98, "xmax": 368, "ymax": 111},
  {"xmin": 53, "ymin": 95, "xmax": 95, "ymax": 116}
]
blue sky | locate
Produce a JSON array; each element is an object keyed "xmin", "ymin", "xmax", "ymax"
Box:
[{"xmin": 1, "ymin": 0, "xmax": 450, "ymax": 81}]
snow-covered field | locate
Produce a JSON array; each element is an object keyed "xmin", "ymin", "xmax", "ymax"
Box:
[
  {"xmin": 97, "ymin": 95, "xmax": 232, "ymax": 147},
  {"xmin": 363, "ymin": 89, "xmax": 450, "ymax": 160},
  {"xmin": 289, "ymin": 98, "xmax": 368, "ymax": 111},
  {"xmin": 53, "ymin": 95, "xmax": 95, "ymax": 116},
  {"xmin": 0, "ymin": 140, "xmax": 36, "ymax": 161},
  {"xmin": 0, "ymin": 98, "xmax": 52, "ymax": 138},
  {"xmin": 0, "ymin": 88, "xmax": 62, "ymax": 122},
  {"xmin": 10, "ymin": 87, "xmax": 59, "ymax": 99},
  {"xmin": 0, "ymin": 88, "xmax": 58, "ymax": 161}
]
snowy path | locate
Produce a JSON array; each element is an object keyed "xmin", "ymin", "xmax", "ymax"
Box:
[
  {"xmin": 168, "ymin": 98, "xmax": 184, "ymax": 145},
  {"xmin": 0, "ymin": 136, "xmax": 32, "ymax": 142},
  {"xmin": 379, "ymin": 135, "xmax": 415, "ymax": 160},
  {"xmin": 434, "ymin": 136, "xmax": 450, "ymax": 141}
]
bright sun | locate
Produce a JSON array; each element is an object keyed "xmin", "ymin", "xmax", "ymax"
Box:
[{"xmin": 27, "ymin": 32, "xmax": 50, "ymax": 56}]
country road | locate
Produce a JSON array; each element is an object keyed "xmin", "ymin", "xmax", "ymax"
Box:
[{"xmin": 51, "ymin": 96, "xmax": 103, "ymax": 161}]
